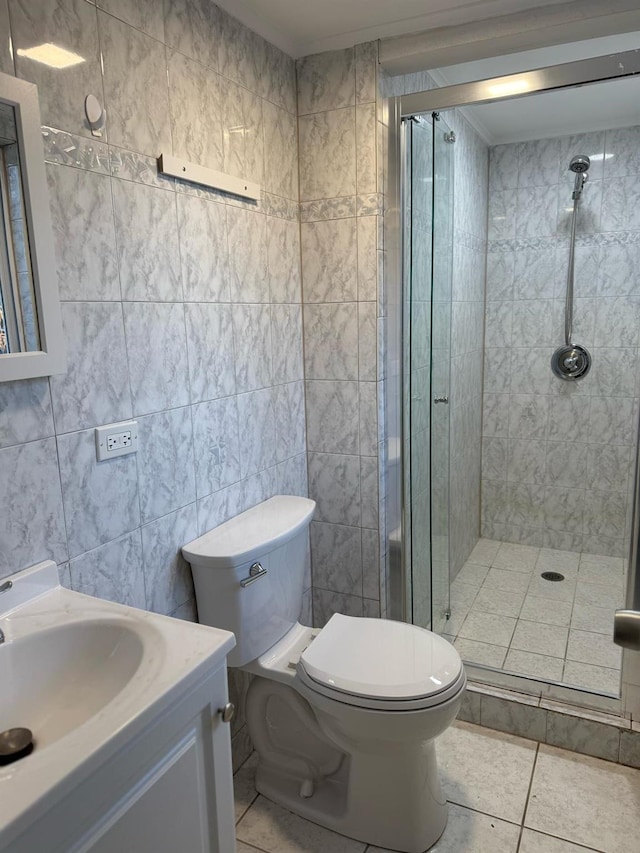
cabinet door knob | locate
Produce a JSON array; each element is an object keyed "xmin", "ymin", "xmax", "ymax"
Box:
[{"xmin": 219, "ymin": 702, "xmax": 235, "ymax": 723}]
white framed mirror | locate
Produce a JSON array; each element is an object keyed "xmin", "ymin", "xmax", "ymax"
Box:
[{"xmin": 0, "ymin": 71, "xmax": 64, "ymax": 382}]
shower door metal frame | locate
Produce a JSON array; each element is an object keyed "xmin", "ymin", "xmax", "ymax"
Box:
[{"xmin": 385, "ymin": 47, "xmax": 640, "ymax": 716}]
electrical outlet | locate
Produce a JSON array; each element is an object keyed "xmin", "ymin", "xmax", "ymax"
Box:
[{"xmin": 95, "ymin": 420, "xmax": 139, "ymax": 462}]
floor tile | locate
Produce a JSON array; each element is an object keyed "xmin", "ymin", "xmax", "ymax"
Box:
[
  {"xmin": 510, "ymin": 620, "xmax": 568, "ymax": 658},
  {"xmin": 527, "ymin": 574, "xmax": 576, "ymax": 602},
  {"xmin": 368, "ymin": 803, "xmax": 520, "ymax": 853},
  {"xmin": 536, "ymin": 548, "xmax": 580, "ymax": 573},
  {"xmin": 458, "ymin": 611, "xmax": 517, "ymax": 646},
  {"xmin": 234, "ymin": 753, "xmax": 259, "ymax": 822},
  {"xmin": 454, "ymin": 637, "xmax": 508, "ymax": 667},
  {"xmin": 519, "ymin": 595, "xmax": 572, "ymax": 627},
  {"xmin": 454, "ymin": 561, "xmax": 490, "ymax": 586},
  {"xmin": 504, "ymin": 648, "xmax": 564, "ymax": 681},
  {"xmin": 482, "ymin": 568, "xmax": 531, "ymax": 594},
  {"xmin": 468, "ymin": 538, "xmax": 502, "ymax": 566},
  {"xmin": 471, "ymin": 586, "xmax": 526, "ymax": 618},
  {"xmin": 570, "ymin": 602, "xmax": 615, "ymax": 636},
  {"xmin": 451, "ymin": 581, "xmax": 480, "ymax": 609},
  {"xmin": 580, "ymin": 552, "xmax": 624, "ymax": 573},
  {"xmin": 237, "ymin": 796, "xmax": 366, "ymax": 853},
  {"xmin": 574, "ymin": 582, "xmax": 624, "ymax": 610},
  {"xmin": 444, "ymin": 605, "xmax": 469, "ymax": 636},
  {"xmin": 492, "ymin": 542, "xmax": 539, "ymax": 572},
  {"xmin": 562, "ymin": 661, "xmax": 621, "ymax": 695},
  {"xmin": 238, "ymin": 843, "xmax": 265, "ymax": 853},
  {"xmin": 566, "ymin": 629, "xmax": 622, "ymax": 670},
  {"xmin": 525, "ymin": 744, "xmax": 640, "ymax": 853},
  {"xmin": 578, "ymin": 560, "xmax": 625, "ymax": 586},
  {"xmin": 437, "ymin": 721, "xmax": 537, "ymax": 824},
  {"xmin": 519, "ymin": 828, "xmax": 602, "ymax": 853}
]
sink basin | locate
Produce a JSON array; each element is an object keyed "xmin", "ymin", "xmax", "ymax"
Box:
[{"xmin": 0, "ymin": 621, "xmax": 144, "ymax": 748}]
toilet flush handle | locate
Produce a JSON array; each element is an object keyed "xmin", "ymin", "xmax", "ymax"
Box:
[{"xmin": 240, "ymin": 561, "xmax": 268, "ymax": 588}]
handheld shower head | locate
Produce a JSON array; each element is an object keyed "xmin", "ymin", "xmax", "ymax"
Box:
[{"xmin": 569, "ymin": 154, "xmax": 590, "ymax": 174}]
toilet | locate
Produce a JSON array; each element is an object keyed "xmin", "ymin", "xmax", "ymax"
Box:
[{"xmin": 183, "ymin": 495, "xmax": 466, "ymax": 853}]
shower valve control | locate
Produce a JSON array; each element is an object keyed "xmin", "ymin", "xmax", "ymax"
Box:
[{"xmin": 433, "ymin": 395, "xmax": 449, "ymax": 404}]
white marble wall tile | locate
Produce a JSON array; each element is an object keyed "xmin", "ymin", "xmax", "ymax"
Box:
[
  {"xmin": 10, "ymin": 0, "xmax": 102, "ymax": 139},
  {"xmin": 509, "ymin": 395, "xmax": 549, "ymax": 439},
  {"xmin": 236, "ymin": 388, "xmax": 277, "ymax": 479},
  {"xmin": 163, "ymin": 0, "xmax": 221, "ymax": 70},
  {"xmin": 310, "ymin": 521, "xmax": 362, "ymax": 595},
  {"xmin": 599, "ymin": 241, "xmax": 640, "ymax": 298},
  {"xmin": 196, "ymin": 481, "xmax": 242, "ymax": 535},
  {"xmin": 545, "ymin": 711, "xmax": 620, "ymax": 762},
  {"xmin": 489, "ymin": 145, "xmax": 519, "ymax": 192},
  {"xmin": 136, "ymin": 407, "xmax": 196, "ymax": 523},
  {"xmin": 355, "ymin": 42, "xmax": 376, "ymax": 105},
  {"xmin": 308, "ymin": 452, "xmax": 360, "ymax": 526},
  {"xmin": 299, "ymin": 109, "xmax": 356, "ymax": 201},
  {"xmin": 123, "ymin": 302, "xmax": 190, "ymax": 416},
  {"xmin": 141, "ymin": 504, "xmax": 197, "ymax": 615},
  {"xmin": 362, "ymin": 526, "xmax": 380, "ymax": 601},
  {"xmin": 305, "ymin": 380, "xmax": 359, "ymax": 455},
  {"xmin": 358, "ymin": 301, "xmax": 377, "ymax": 382},
  {"xmin": 359, "ymin": 381, "xmax": 378, "ymax": 457},
  {"xmin": 232, "ymin": 304, "xmax": 272, "ymax": 393},
  {"xmin": 46, "ymin": 164, "xmax": 119, "ymax": 301},
  {"xmin": 545, "ymin": 441, "xmax": 587, "ymax": 489},
  {"xmin": 487, "ymin": 191, "xmax": 517, "ymax": 241},
  {"xmin": 303, "ymin": 303, "xmax": 359, "ymax": 380},
  {"xmin": 273, "ymin": 381, "xmax": 305, "ymax": 463},
  {"xmin": 50, "ymin": 302, "xmax": 132, "ymax": 433},
  {"xmin": 185, "ymin": 303, "xmax": 235, "ymax": 403},
  {"xmin": 516, "ymin": 186, "xmax": 558, "ymax": 239},
  {"xmin": 176, "ymin": 194, "xmax": 229, "ymax": 303},
  {"xmin": 227, "ymin": 208, "xmax": 268, "ymax": 303},
  {"xmin": 300, "ymin": 197, "xmax": 357, "ymax": 223},
  {"xmin": 58, "ymin": 427, "xmax": 139, "ymax": 557},
  {"xmin": 263, "ymin": 100, "xmax": 298, "ymax": 200},
  {"xmin": 98, "ymin": 0, "xmax": 164, "ymax": 40},
  {"xmin": 486, "ymin": 251, "xmax": 515, "ymax": 301},
  {"xmin": 586, "ymin": 444, "xmax": 631, "ymax": 492},
  {"xmin": 70, "ymin": 529, "xmax": 145, "ymax": 609},
  {"xmin": 601, "ymin": 178, "xmax": 640, "ymax": 232},
  {"xmin": 301, "ymin": 218, "xmax": 357, "ymax": 302},
  {"xmin": 507, "ymin": 439, "xmax": 546, "ymax": 485},
  {"xmin": 271, "ymin": 305, "xmax": 303, "ymax": 384},
  {"xmin": 356, "ymin": 104, "xmax": 376, "ymax": 195},
  {"xmin": 590, "ymin": 346, "xmax": 637, "ymax": 398},
  {"xmin": 0, "ymin": 438, "xmax": 67, "ymax": 577},
  {"xmin": 511, "ymin": 300, "xmax": 554, "ymax": 347},
  {"xmin": 518, "ymin": 138, "xmax": 561, "ymax": 187},
  {"xmin": 297, "ymin": 49, "xmax": 355, "ymax": 115},
  {"xmin": 276, "ymin": 452, "xmax": 308, "ymax": 498},
  {"xmin": 0, "ymin": 379, "xmax": 54, "ymax": 449},
  {"xmin": 263, "ymin": 41, "xmax": 296, "ymax": 115},
  {"xmin": 357, "ymin": 215, "xmax": 378, "ymax": 302},
  {"xmin": 312, "ymin": 588, "xmax": 363, "ymax": 627},
  {"xmin": 218, "ymin": 9, "xmax": 265, "ymax": 95},
  {"xmin": 513, "ymin": 248, "xmax": 556, "ymax": 300},
  {"xmin": 594, "ymin": 296, "xmax": 640, "ymax": 348},
  {"xmin": 588, "ymin": 396, "xmax": 635, "ymax": 445},
  {"xmin": 605, "ymin": 125, "xmax": 640, "ymax": 179},
  {"xmin": 112, "ymin": 180, "xmax": 181, "ymax": 301},
  {"xmin": 267, "ymin": 218, "xmax": 301, "ymax": 303},
  {"xmin": 222, "ymin": 80, "xmax": 263, "ymax": 186},
  {"xmin": 192, "ymin": 397, "xmax": 240, "ymax": 498},
  {"xmin": 584, "ymin": 490, "xmax": 627, "ymax": 539},
  {"xmin": 0, "ymin": 0, "xmax": 12, "ymax": 74},
  {"xmin": 361, "ymin": 455, "xmax": 379, "ymax": 529},
  {"xmin": 99, "ymin": 10, "xmax": 171, "ymax": 155},
  {"xmin": 109, "ymin": 146, "xmax": 173, "ymax": 188},
  {"xmin": 543, "ymin": 486, "xmax": 584, "ymax": 534},
  {"xmin": 167, "ymin": 49, "xmax": 223, "ymax": 171}
]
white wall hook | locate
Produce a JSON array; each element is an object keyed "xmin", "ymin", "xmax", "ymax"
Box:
[{"xmin": 84, "ymin": 94, "xmax": 105, "ymax": 138}]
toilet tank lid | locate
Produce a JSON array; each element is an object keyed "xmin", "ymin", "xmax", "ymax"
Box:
[{"xmin": 182, "ymin": 496, "xmax": 316, "ymax": 569}]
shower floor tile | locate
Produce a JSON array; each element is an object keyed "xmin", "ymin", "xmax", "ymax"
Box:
[
  {"xmin": 449, "ymin": 539, "xmax": 624, "ymax": 695},
  {"xmin": 234, "ymin": 721, "xmax": 637, "ymax": 852}
]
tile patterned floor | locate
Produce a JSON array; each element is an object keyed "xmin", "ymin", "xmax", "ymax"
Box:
[
  {"xmin": 233, "ymin": 720, "xmax": 640, "ymax": 852},
  {"xmin": 448, "ymin": 540, "xmax": 626, "ymax": 694}
]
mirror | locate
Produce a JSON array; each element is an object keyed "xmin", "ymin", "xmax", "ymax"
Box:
[{"xmin": 0, "ymin": 72, "xmax": 64, "ymax": 382}]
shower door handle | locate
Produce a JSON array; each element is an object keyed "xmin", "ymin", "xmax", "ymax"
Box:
[{"xmin": 613, "ymin": 610, "xmax": 640, "ymax": 651}]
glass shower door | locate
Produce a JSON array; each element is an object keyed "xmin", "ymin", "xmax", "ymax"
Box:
[{"xmin": 405, "ymin": 114, "xmax": 454, "ymax": 632}]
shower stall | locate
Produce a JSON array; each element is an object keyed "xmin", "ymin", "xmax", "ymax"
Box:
[{"xmin": 387, "ymin": 46, "xmax": 640, "ymax": 713}]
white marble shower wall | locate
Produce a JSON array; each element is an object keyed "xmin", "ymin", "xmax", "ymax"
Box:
[
  {"xmin": 296, "ymin": 44, "xmax": 386, "ymax": 625},
  {"xmin": 0, "ymin": 0, "xmax": 306, "ymax": 764},
  {"xmin": 482, "ymin": 128, "xmax": 640, "ymax": 557}
]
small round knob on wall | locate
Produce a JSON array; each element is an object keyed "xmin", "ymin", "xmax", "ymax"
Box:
[{"xmin": 219, "ymin": 702, "xmax": 235, "ymax": 723}]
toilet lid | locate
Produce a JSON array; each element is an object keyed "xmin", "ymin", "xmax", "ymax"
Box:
[{"xmin": 299, "ymin": 614, "xmax": 463, "ymax": 703}]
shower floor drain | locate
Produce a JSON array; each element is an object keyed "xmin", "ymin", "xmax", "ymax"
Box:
[{"xmin": 541, "ymin": 571, "xmax": 565, "ymax": 582}]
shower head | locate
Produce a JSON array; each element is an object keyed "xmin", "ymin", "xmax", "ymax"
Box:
[{"xmin": 569, "ymin": 155, "xmax": 591, "ymax": 174}]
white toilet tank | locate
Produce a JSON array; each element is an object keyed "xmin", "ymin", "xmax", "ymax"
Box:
[{"xmin": 182, "ymin": 496, "xmax": 315, "ymax": 667}]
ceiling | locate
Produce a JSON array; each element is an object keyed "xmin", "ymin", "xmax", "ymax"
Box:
[
  {"xmin": 433, "ymin": 32, "xmax": 640, "ymax": 144},
  {"xmin": 213, "ymin": 0, "xmax": 570, "ymax": 58}
]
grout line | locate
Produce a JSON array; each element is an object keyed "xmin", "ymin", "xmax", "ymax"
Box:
[{"xmin": 515, "ymin": 741, "xmax": 540, "ymax": 852}]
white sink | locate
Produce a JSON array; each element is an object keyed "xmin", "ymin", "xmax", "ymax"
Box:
[{"xmin": 0, "ymin": 561, "xmax": 235, "ymax": 849}]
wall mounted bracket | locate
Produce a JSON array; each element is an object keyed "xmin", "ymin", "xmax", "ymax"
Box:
[{"xmin": 157, "ymin": 153, "xmax": 261, "ymax": 201}]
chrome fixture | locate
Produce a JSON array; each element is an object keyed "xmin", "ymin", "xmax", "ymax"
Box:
[
  {"xmin": 444, "ymin": 131, "xmax": 456, "ymax": 143},
  {"xmin": 433, "ymin": 395, "xmax": 449, "ymax": 404},
  {"xmin": 0, "ymin": 580, "xmax": 11, "ymax": 593},
  {"xmin": 551, "ymin": 155, "xmax": 592, "ymax": 381},
  {"xmin": 240, "ymin": 561, "xmax": 268, "ymax": 588}
]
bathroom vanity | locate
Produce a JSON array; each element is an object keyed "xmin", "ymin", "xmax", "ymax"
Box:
[{"xmin": 0, "ymin": 562, "xmax": 236, "ymax": 853}]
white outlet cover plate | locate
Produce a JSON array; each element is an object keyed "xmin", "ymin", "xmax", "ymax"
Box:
[{"xmin": 95, "ymin": 420, "xmax": 139, "ymax": 462}]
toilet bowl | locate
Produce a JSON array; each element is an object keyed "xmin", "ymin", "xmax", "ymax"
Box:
[{"xmin": 183, "ymin": 496, "xmax": 465, "ymax": 853}]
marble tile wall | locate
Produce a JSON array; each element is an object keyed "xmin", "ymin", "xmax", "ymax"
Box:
[
  {"xmin": 297, "ymin": 43, "xmax": 386, "ymax": 625},
  {"xmin": 0, "ymin": 0, "xmax": 308, "ymax": 766},
  {"xmin": 482, "ymin": 127, "xmax": 640, "ymax": 558}
]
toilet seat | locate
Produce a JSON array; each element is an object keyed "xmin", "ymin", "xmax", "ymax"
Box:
[{"xmin": 298, "ymin": 614, "xmax": 465, "ymax": 711}]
